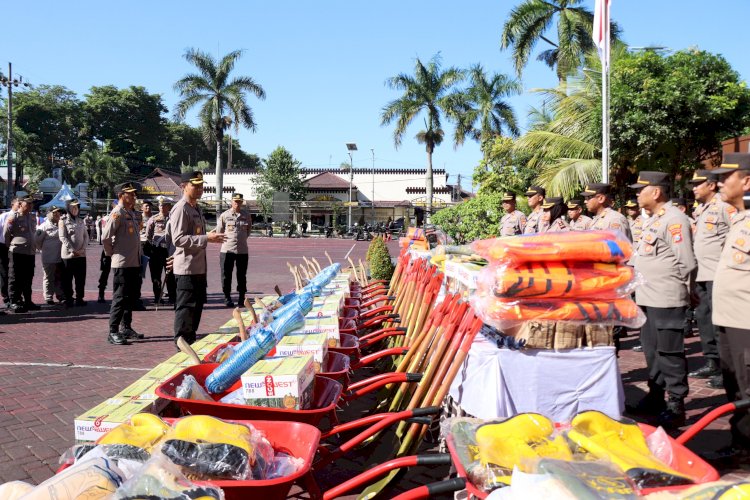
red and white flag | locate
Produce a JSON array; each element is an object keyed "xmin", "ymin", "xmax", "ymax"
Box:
[{"xmin": 593, "ymin": 0, "xmax": 611, "ymax": 68}]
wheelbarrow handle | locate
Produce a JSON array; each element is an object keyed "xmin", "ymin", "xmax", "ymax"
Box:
[
  {"xmin": 391, "ymin": 477, "xmax": 467, "ymax": 500},
  {"xmin": 676, "ymin": 399, "xmax": 750, "ymax": 445},
  {"xmin": 352, "ymin": 347, "xmax": 409, "ymax": 369}
]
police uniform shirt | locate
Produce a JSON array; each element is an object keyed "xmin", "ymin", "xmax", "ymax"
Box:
[
  {"xmin": 523, "ymin": 207, "xmax": 543, "ymax": 234},
  {"xmin": 569, "ymin": 215, "xmax": 592, "ymax": 231},
  {"xmin": 168, "ymin": 198, "xmax": 208, "ymax": 275},
  {"xmin": 712, "ymin": 210, "xmax": 750, "ymax": 330},
  {"xmin": 499, "ymin": 210, "xmax": 527, "ymax": 236},
  {"xmin": 693, "ymin": 193, "xmax": 735, "ymax": 282},
  {"xmin": 216, "ymin": 208, "xmax": 251, "ymax": 254},
  {"xmin": 542, "ymin": 217, "xmax": 569, "ymax": 233},
  {"xmin": 628, "ymin": 216, "xmax": 644, "ymax": 244},
  {"xmin": 59, "ymin": 214, "xmax": 89, "ymax": 259},
  {"xmin": 633, "ymin": 204, "xmax": 697, "ymax": 308},
  {"xmin": 137, "ymin": 212, "xmax": 150, "ymax": 243},
  {"xmin": 591, "ymin": 207, "xmax": 633, "ymax": 241},
  {"xmin": 35, "ymin": 219, "xmax": 63, "ymax": 265},
  {"xmin": 102, "ymin": 205, "xmax": 142, "ymax": 268},
  {"xmin": 146, "ymin": 213, "xmax": 170, "ymax": 249},
  {"xmin": 6, "ymin": 212, "xmax": 36, "ymax": 255}
]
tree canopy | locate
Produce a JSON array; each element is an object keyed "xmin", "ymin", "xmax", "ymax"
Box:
[{"xmin": 254, "ymin": 146, "xmax": 306, "ymax": 217}]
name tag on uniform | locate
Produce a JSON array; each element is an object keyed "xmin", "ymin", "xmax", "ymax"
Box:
[{"xmin": 227, "ymin": 224, "xmax": 235, "ymax": 232}]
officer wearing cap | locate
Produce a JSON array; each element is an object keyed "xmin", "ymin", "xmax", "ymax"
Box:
[
  {"xmin": 4, "ymin": 195, "xmax": 39, "ymax": 313},
  {"xmin": 169, "ymin": 171, "xmax": 225, "ymax": 345},
  {"xmin": 59, "ymin": 198, "xmax": 89, "ymax": 307},
  {"xmin": 102, "ymin": 182, "xmax": 144, "ymax": 345},
  {"xmin": 499, "ymin": 192, "xmax": 527, "ymax": 236},
  {"xmin": 685, "ymin": 170, "xmax": 735, "ymax": 386},
  {"xmin": 711, "ymin": 152, "xmax": 750, "ymax": 454},
  {"xmin": 582, "ymin": 183, "xmax": 632, "ymax": 241},
  {"xmin": 146, "ymin": 197, "xmax": 175, "ymax": 305},
  {"xmin": 567, "ymin": 199, "xmax": 592, "ymax": 231},
  {"xmin": 628, "ymin": 171, "xmax": 696, "ymax": 428},
  {"xmin": 538, "ymin": 197, "xmax": 569, "ymax": 232},
  {"xmin": 624, "ymin": 199, "xmax": 643, "ymax": 243},
  {"xmin": 216, "ymin": 192, "xmax": 251, "ymax": 307},
  {"xmin": 35, "ymin": 206, "xmax": 65, "ymax": 305},
  {"xmin": 523, "ymin": 185, "xmax": 546, "ymax": 234}
]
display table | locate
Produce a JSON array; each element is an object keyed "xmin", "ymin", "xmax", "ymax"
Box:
[{"xmin": 448, "ymin": 334, "xmax": 624, "ymax": 422}]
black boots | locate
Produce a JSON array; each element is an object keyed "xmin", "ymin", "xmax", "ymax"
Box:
[
  {"xmin": 688, "ymin": 359, "xmax": 720, "ymax": 379},
  {"xmin": 107, "ymin": 331, "xmax": 129, "ymax": 345},
  {"xmin": 98, "ymin": 289, "xmax": 106, "ymax": 303},
  {"xmin": 657, "ymin": 397, "xmax": 686, "ymax": 429},
  {"xmin": 626, "ymin": 391, "xmax": 667, "ymax": 416}
]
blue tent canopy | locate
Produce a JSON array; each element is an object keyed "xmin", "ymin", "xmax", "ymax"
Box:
[{"xmin": 39, "ymin": 183, "xmax": 91, "ymax": 211}]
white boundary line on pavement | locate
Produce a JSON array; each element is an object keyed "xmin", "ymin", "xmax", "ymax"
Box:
[
  {"xmin": 344, "ymin": 243, "xmax": 356, "ymax": 260},
  {"xmin": 0, "ymin": 361, "xmax": 149, "ymax": 372}
]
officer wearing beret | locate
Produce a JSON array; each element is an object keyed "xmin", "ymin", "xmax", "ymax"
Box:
[
  {"xmin": 59, "ymin": 198, "xmax": 89, "ymax": 307},
  {"xmin": 711, "ymin": 153, "xmax": 750, "ymax": 454},
  {"xmin": 523, "ymin": 185, "xmax": 546, "ymax": 234},
  {"xmin": 629, "ymin": 171, "xmax": 697, "ymax": 428},
  {"xmin": 102, "ymin": 182, "xmax": 143, "ymax": 345},
  {"xmin": 582, "ymin": 183, "xmax": 632, "ymax": 241},
  {"xmin": 499, "ymin": 192, "xmax": 527, "ymax": 236},
  {"xmin": 567, "ymin": 199, "xmax": 592, "ymax": 231},
  {"xmin": 216, "ymin": 192, "xmax": 251, "ymax": 307},
  {"xmin": 687, "ymin": 170, "xmax": 735, "ymax": 385},
  {"xmin": 169, "ymin": 171, "xmax": 225, "ymax": 345},
  {"xmin": 624, "ymin": 199, "xmax": 643, "ymax": 244},
  {"xmin": 539, "ymin": 197, "xmax": 569, "ymax": 232},
  {"xmin": 146, "ymin": 197, "xmax": 175, "ymax": 305},
  {"xmin": 4, "ymin": 195, "xmax": 39, "ymax": 313}
]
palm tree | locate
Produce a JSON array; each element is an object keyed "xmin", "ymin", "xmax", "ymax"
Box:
[
  {"xmin": 381, "ymin": 55, "xmax": 464, "ymax": 217},
  {"xmin": 500, "ymin": 0, "xmax": 620, "ymax": 81},
  {"xmin": 452, "ymin": 64, "xmax": 522, "ymax": 150},
  {"xmin": 70, "ymin": 148, "xmax": 129, "ymax": 200},
  {"xmin": 174, "ymin": 48, "xmax": 265, "ymax": 215}
]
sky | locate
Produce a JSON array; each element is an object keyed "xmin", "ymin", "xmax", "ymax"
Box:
[{"xmin": 3, "ymin": 0, "xmax": 750, "ymax": 190}]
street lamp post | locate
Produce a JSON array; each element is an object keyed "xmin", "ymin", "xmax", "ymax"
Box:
[
  {"xmin": 346, "ymin": 143, "xmax": 357, "ymax": 229},
  {"xmin": 1, "ymin": 63, "xmax": 31, "ymax": 203},
  {"xmin": 371, "ymin": 149, "xmax": 375, "ymax": 223}
]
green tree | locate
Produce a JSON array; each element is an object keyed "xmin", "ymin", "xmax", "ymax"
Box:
[
  {"xmin": 453, "ymin": 64, "xmax": 522, "ymax": 150},
  {"xmin": 69, "ymin": 148, "xmax": 130, "ymax": 199},
  {"xmin": 254, "ymin": 146, "xmax": 306, "ymax": 218},
  {"xmin": 381, "ymin": 54, "xmax": 465, "ymax": 218},
  {"xmin": 500, "ymin": 0, "xmax": 620, "ymax": 81},
  {"xmin": 174, "ymin": 48, "xmax": 266, "ymax": 216},
  {"xmin": 83, "ymin": 85, "xmax": 168, "ymax": 164},
  {"xmin": 431, "ymin": 192, "xmax": 504, "ymax": 244},
  {"xmin": 473, "ymin": 136, "xmax": 535, "ymax": 199}
]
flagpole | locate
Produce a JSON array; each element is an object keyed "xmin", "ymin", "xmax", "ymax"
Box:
[{"xmin": 601, "ymin": 1, "xmax": 610, "ymax": 183}]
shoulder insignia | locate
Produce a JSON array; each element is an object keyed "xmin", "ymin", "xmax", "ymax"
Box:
[
  {"xmin": 658, "ymin": 208, "xmax": 665, "ymax": 216},
  {"xmin": 668, "ymin": 223, "xmax": 683, "ymax": 243},
  {"xmin": 610, "ymin": 222, "xmax": 621, "ymax": 230}
]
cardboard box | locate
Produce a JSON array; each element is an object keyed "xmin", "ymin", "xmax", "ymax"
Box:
[
  {"xmin": 293, "ymin": 315, "xmax": 340, "ymax": 347},
  {"xmin": 241, "ymin": 355, "xmax": 314, "ymax": 410},
  {"xmin": 74, "ymin": 399, "xmax": 153, "ymax": 443},
  {"xmin": 271, "ymin": 333, "xmax": 328, "ymax": 372},
  {"xmin": 142, "ymin": 363, "xmax": 185, "ymax": 382}
]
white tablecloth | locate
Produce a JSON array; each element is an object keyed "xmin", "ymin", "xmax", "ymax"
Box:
[{"xmin": 448, "ymin": 334, "xmax": 624, "ymax": 422}]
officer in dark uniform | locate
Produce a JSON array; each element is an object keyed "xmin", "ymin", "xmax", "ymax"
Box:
[
  {"xmin": 102, "ymin": 182, "xmax": 143, "ymax": 345},
  {"xmin": 629, "ymin": 171, "xmax": 696, "ymax": 428},
  {"xmin": 145, "ymin": 197, "xmax": 176, "ymax": 305},
  {"xmin": 169, "ymin": 171, "xmax": 225, "ymax": 345},
  {"xmin": 216, "ymin": 192, "xmax": 251, "ymax": 307}
]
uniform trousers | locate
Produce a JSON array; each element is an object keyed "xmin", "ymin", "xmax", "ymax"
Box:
[
  {"xmin": 718, "ymin": 327, "xmax": 750, "ymax": 448},
  {"xmin": 99, "ymin": 251, "xmax": 111, "ymax": 292},
  {"xmin": 8, "ymin": 252, "xmax": 34, "ymax": 305},
  {"xmin": 694, "ymin": 281, "xmax": 719, "ymax": 362},
  {"xmin": 150, "ymin": 246, "xmax": 175, "ymax": 302},
  {"xmin": 0, "ymin": 243, "xmax": 9, "ymax": 303},
  {"xmin": 42, "ymin": 262, "xmax": 64, "ymax": 302},
  {"xmin": 62, "ymin": 256, "xmax": 87, "ymax": 302},
  {"xmin": 174, "ymin": 274, "xmax": 207, "ymax": 344},
  {"xmin": 109, "ymin": 267, "xmax": 140, "ymax": 333},
  {"xmin": 640, "ymin": 305, "xmax": 689, "ymax": 399},
  {"xmin": 220, "ymin": 252, "xmax": 248, "ymax": 300}
]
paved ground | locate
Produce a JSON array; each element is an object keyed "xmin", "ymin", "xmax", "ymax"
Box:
[{"xmin": 0, "ymin": 236, "xmax": 748, "ymax": 495}]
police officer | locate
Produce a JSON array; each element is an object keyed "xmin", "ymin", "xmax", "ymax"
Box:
[
  {"xmin": 540, "ymin": 197, "xmax": 569, "ymax": 232},
  {"xmin": 625, "ymin": 199, "xmax": 643, "ymax": 244},
  {"xmin": 567, "ymin": 199, "xmax": 592, "ymax": 230},
  {"xmin": 216, "ymin": 192, "xmax": 251, "ymax": 307},
  {"xmin": 102, "ymin": 182, "xmax": 143, "ymax": 345},
  {"xmin": 582, "ymin": 183, "xmax": 632, "ymax": 241},
  {"xmin": 499, "ymin": 192, "xmax": 527, "ymax": 236},
  {"xmin": 35, "ymin": 206, "xmax": 65, "ymax": 305},
  {"xmin": 59, "ymin": 198, "xmax": 89, "ymax": 307},
  {"xmin": 523, "ymin": 185, "xmax": 546, "ymax": 234},
  {"xmin": 629, "ymin": 171, "xmax": 696, "ymax": 428},
  {"xmin": 0, "ymin": 196, "xmax": 19, "ymax": 307},
  {"xmin": 711, "ymin": 152, "xmax": 750, "ymax": 455},
  {"xmin": 169, "ymin": 171, "xmax": 225, "ymax": 345},
  {"xmin": 687, "ymin": 170, "xmax": 734, "ymax": 385},
  {"xmin": 5, "ymin": 195, "xmax": 39, "ymax": 313},
  {"xmin": 145, "ymin": 197, "xmax": 176, "ymax": 305}
]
